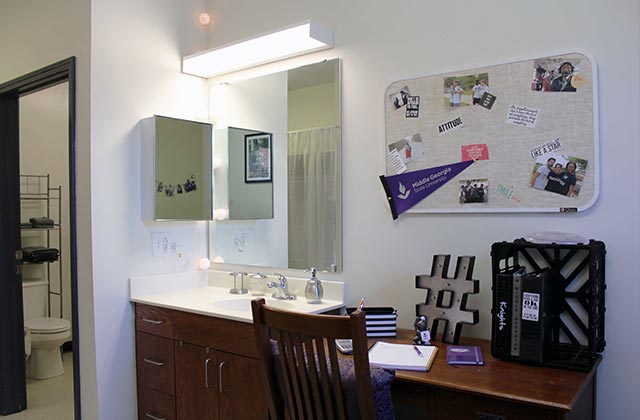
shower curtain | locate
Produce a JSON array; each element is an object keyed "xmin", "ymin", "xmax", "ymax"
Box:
[{"xmin": 288, "ymin": 126, "xmax": 341, "ymax": 270}]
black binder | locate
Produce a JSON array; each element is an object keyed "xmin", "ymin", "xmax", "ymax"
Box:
[
  {"xmin": 519, "ymin": 269, "xmax": 552, "ymax": 363},
  {"xmin": 491, "ymin": 266, "xmax": 525, "ymax": 358},
  {"xmin": 491, "ymin": 267, "xmax": 552, "ymax": 364}
]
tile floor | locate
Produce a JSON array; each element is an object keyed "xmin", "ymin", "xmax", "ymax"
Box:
[{"xmin": 4, "ymin": 352, "xmax": 74, "ymax": 420}]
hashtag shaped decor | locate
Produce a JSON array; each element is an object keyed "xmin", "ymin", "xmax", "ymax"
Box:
[{"xmin": 415, "ymin": 255, "xmax": 479, "ymax": 344}]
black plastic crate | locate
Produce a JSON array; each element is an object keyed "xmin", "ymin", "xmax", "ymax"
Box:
[{"xmin": 490, "ymin": 239, "xmax": 606, "ymax": 371}]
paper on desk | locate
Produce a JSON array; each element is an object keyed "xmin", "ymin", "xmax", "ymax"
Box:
[{"xmin": 368, "ymin": 341, "xmax": 438, "ymax": 371}]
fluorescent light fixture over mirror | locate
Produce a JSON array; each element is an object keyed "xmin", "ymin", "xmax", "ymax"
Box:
[{"xmin": 182, "ymin": 20, "xmax": 333, "ymax": 78}]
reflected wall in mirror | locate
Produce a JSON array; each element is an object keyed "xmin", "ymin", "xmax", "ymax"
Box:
[
  {"xmin": 209, "ymin": 59, "xmax": 342, "ymax": 272},
  {"xmin": 142, "ymin": 115, "xmax": 213, "ymax": 220}
]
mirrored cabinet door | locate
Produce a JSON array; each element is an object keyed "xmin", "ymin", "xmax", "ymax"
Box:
[
  {"xmin": 209, "ymin": 59, "xmax": 342, "ymax": 272},
  {"xmin": 142, "ymin": 115, "xmax": 213, "ymax": 221},
  {"xmin": 214, "ymin": 127, "xmax": 274, "ymax": 220}
]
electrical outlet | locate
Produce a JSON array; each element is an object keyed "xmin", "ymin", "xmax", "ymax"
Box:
[{"xmin": 151, "ymin": 233, "xmax": 170, "ymax": 257}]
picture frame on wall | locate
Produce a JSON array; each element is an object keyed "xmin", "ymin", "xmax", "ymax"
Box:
[{"xmin": 245, "ymin": 132, "xmax": 272, "ymax": 183}]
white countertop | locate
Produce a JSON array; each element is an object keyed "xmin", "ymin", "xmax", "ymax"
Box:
[{"xmin": 129, "ymin": 271, "xmax": 345, "ymax": 323}]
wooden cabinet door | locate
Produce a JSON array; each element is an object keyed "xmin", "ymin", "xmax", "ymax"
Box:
[
  {"xmin": 175, "ymin": 341, "xmax": 218, "ymax": 420},
  {"xmin": 218, "ymin": 352, "xmax": 268, "ymax": 420}
]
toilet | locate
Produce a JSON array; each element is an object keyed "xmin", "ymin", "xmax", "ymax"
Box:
[
  {"xmin": 22, "ymin": 279, "xmax": 72, "ymax": 379},
  {"xmin": 24, "ymin": 317, "xmax": 71, "ymax": 379}
]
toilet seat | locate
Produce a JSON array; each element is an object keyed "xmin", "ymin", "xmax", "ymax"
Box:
[{"xmin": 25, "ymin": 317, "xmax": 71, "ymax": 334}]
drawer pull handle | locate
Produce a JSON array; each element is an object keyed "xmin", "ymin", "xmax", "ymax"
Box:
[
  {"xmin": 144, "ymin": 412, "xmax": 166, "ymax": 420},
  {"xmin": 219, "ymin": 361, "xmax": 226, "ymax": 392},
  {"xmin": 142, "ymin": 318, "xmax": 164, "ymax": 325},
  {"xmin": 205, "ymin": 357, "xmax": 213, "ymax": 389},
  {"xmin": 143, "ymin": 358, "xmax": 165, "ymax": 367}
]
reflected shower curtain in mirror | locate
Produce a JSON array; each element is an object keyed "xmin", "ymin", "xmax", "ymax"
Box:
[{"xmin": 288, "ymin": 126, "xmax": 341, "ymax": 270}]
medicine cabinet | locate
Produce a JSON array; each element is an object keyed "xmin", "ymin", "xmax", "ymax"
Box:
[
  {"xmin": 141, "ymin": 115, "xmax": 213, "ymax": 221},
  {"xmin": 214, "ymin": 127, "xmax": 274, "ymax": 220}
]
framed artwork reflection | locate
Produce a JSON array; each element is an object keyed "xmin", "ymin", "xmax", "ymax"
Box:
[{"xmin": 245, "ymin": 132, "xmax": 272, "ymax": 183}]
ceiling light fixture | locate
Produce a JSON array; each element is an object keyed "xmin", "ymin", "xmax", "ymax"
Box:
[{"xmin": 182, "ymin": 20, "xmax": 333, "ymax": 78}]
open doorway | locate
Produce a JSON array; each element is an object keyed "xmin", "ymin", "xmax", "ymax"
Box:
[{"xmin": 0, "ymin": 58, "xmax": 80, "ymax": 419}]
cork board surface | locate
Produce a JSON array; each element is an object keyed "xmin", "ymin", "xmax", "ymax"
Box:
[{"xmin": 384, "ymin": 52, "xmax": 597, "ymax": 213}]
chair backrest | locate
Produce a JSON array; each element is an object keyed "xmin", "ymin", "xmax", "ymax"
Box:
[{"xmin": 251, "ymin": 298, "xmax": 376, "ymax": 420}]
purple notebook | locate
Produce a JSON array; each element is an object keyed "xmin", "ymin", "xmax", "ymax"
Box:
[{"xmin": 446, "ymin": 345, "xmax": 485, "ymax": 365}]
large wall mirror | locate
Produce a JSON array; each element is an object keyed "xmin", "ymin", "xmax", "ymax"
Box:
[{"xmin": 209, "ymin": 59, "xmax": 342, "ymax": 272}]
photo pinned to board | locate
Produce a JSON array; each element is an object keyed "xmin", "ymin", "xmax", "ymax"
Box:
[
  {"xmin": 494, "ymin": 183, "xmax": 521, "ymax": 203},
  {"xmin": 506, "ymin": 104, "xmax": 539, "ymax": 128},
  {"xmin": 443, "ymin": 73, "xmax": 489, "ymax": 109},
  {"xmin": 479, "ymin": 92, "xmax": 497, "ymax": 110},
  {"xmin": 389, "ymin": 86, "xmax": 410, "ymax": 110},
  {"xmin": 461, "ymin": 144, "xmax": 489, "ymax": 161},
  {"xmin": 406, "ymin": 96, "xmax": 420, "ymax": 117},
  {"xmin": 459, "ymin": 178, "xmax": 488, "ymax": 204},
  {"xmin": 387, "ymin": 133, "xmax": 425, "ymax": 165},
  {"xmin": 437, "ymin": 116, "xmax": 464, "ymax": 135},
  {"xmin": 529, "ymin": 153, "xmax": 588, "ymax": 198},
  {"xmin": 530, "ymin": 55, "xmax": 585, "ymax": 92}
]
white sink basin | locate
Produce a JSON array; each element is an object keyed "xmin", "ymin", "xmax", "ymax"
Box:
[{"xmin": 211, "ymin": 297, "xmax": 296, "ymax": 312}]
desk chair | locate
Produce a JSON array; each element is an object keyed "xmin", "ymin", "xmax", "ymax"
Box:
[{"xmin": 251, "ymin": 299, "xmax": 393, "ymax": 420}]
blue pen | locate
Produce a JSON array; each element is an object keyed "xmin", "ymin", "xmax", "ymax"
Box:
[{"xmin": 413, "ymin": 345, "xmax": 424, "ymax": 358}]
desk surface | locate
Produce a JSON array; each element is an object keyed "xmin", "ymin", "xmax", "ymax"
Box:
[{"xmin": 375, "ymin": 330, "xmax": 600, "ymax": 412}]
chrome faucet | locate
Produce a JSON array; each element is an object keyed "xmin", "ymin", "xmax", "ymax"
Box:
[{"xmin": 267, "ymin": 273, "xmax": 296, "ymax": 300}]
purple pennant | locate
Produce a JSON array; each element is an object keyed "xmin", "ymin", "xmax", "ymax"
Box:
[{"xmin": 380, "ymin": 160, "xmax": 475, "ymax": 220}]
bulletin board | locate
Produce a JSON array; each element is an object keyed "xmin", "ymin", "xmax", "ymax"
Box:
[{"xmin": 384, "ymin": 52, "xmax": 598, "ymax": 213}]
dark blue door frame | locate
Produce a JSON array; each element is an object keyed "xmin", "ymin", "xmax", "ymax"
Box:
[{"xmin": 0, "ymin": 57, "xmax": 79, "ymax": 419}]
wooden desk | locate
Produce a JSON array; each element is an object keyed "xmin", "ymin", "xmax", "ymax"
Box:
[{"xmin": 377, "ymin": 331, "xmax": 599, "ymax": 420}]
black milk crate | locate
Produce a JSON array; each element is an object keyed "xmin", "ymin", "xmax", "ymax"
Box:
[{"xmin": 490, "ymin": 239, "xmax": 606, "ymax": 371}]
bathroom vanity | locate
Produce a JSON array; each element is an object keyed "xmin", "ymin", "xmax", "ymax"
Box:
[
  {"xmin": 130, "ymin": 272, "xmax": 344, "ymax": 420},
  {"xmin": 135, "ymin": 303, "xmax": 266, "ymax": 420}
]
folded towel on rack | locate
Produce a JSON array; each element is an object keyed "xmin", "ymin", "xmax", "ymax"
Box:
[
  {"xmin": 29, "ymin": 217, "xmax": 55, "ymax": 227},
  {"xmin": 22, "ymin": 246, "xmax": 59, "ymax": 263}
]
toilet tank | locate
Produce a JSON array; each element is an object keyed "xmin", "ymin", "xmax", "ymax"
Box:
[{"xmin": 22, "ymin": 279, "xmax": 48, "ymax": 321}]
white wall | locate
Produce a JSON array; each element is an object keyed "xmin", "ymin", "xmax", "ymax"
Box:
[
  {"xmin": 89, "ymin": 0, "xmax": 209, "ymax": 418},
  {"xmin": 0, "ymin": 1, "xmax": 97, "ymax": 418},
  {"xmin": 207, "ymin": 1, "xmax": 640, "ymax": 419}
]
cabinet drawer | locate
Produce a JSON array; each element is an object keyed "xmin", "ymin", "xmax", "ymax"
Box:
[
  {"xmin": 138, "ymin": 385, "xmax": 175, "ymax": 420},
  {"xmin": 434, "ymin": 389, "xmax": 555, "ymax": 420},
  {"xmin": 136, "ymin": 304, "xmax": 174, "ymax": 338},
  {"xmin": 174, "ymin": 311, "xmax": 257, "ymax": 358},
  {"xmin": 136, "ymin": 332, "xmax": 175, "ymax": 395}
]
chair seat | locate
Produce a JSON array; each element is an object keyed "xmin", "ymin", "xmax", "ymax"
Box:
[{"xmin": 337, "ymin": 358, "xmax": 396, "ymax": 420}]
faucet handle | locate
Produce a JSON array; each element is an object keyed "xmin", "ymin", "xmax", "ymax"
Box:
[
  {"xmin": 304, "ymin": 267, "xmax": 318, "ymax": 277},
  {"xmin": 272, "ymin": 272, "xmax": 286, "ymax": 280}
]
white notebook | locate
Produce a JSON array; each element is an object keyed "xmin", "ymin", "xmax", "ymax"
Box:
[{"xmin": 368, "ymin": 341, "xmax": 438, "ymax": 371}]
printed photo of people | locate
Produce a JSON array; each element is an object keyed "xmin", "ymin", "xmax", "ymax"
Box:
[
  {"xmin": 388, "ymin": 133, "xmax": 425, "ymax": 164},
  {"xmin": 389, "ymin": 86, "xmax": 410, "ymax": 110},
  {"xmin": 530, "ymin": 56, "xmax": 582, "ymax": 92},
  {"xmin": 459, "ymin": 179, "xmax": 489, "ymax": 204},
  {"xmin": 443, "ymin": 73, "xmax": 489, "ymax": 109},
  {"xmin": 529, "ymin": 154, "xmax": 588, "ymax": 197}
]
